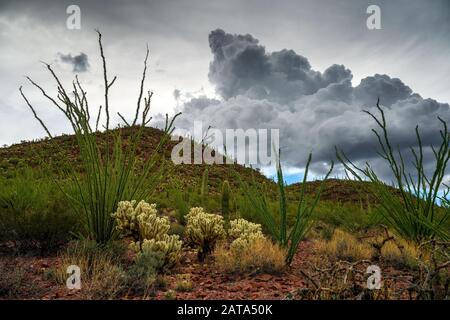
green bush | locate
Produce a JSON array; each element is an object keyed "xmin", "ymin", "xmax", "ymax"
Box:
[
  {"xmin": 0, "ymin": 169, "xmax": 79, "ymax": 254},
  {"xmin": 172, "ymin": 189, "xmax": 190, "ymax": 225},
  {"xmin": 314, "ymin": 201, "xmax": 380, "ymax": 234},
  {"xmin": 126, "ymin": 250, "xmax": 164, "ymax": 296}
]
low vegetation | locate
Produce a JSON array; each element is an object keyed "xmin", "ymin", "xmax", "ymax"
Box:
[{"xmin": 0, "ymin": 168, "xmax": 79, "ymax": 254}]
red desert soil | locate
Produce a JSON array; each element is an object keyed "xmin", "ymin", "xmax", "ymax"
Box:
[
  {"xmin": 0, "ymin": 240, "xmax": 414, "ymax": 300},
  {"xmin": 0, "ymin": 242, "xmax": 313, "ymax": 300}
]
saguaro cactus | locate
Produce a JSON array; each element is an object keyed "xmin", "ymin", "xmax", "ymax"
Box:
[
  {"xmin": 200, "ymin": 167, "xmax": 209, "ymax": 200},
  {"xmin": 221, "ymin": 180, "xmax": 231, "ymax": 219}
]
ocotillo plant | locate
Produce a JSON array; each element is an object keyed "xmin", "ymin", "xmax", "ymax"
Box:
[
  {"xmin": 237, "ymin": 151, "xmax": 333, "ymax": 264},
  {"xmin": 221, "ymin": 180, "xmax": 231, "ymax": 220},
  {"xmin": 20, "ymin": 31, "xmax": 181, "ymax": 244},
  {"xmin": 337, "ymin": 100, "xmax": 450, "ymax": 243}
]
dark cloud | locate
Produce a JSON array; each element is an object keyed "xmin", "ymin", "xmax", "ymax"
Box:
[
  {"xmin": 173, "ymin": 29, "xmax": 450, "ymax": 178},
  {"xmin": 354, "ymin": 74, "xmax": 414, "ymax": 107},
  {"xmin": 58, "ymin": 52, "xmax": 90, "ymax": 72},
  {"xmin": 207, "ymin": 28, "xmax": 353, "ymax": 105}
]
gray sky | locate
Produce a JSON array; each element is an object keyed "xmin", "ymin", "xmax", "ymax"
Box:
[{"xmin": 0, "ymin": 0, "xmax": 449, "ymax": 179}]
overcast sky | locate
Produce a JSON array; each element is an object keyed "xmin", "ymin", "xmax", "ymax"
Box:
[{"xmin": 0, "ymin": 0, "xmax": 449, "ymax": 180}]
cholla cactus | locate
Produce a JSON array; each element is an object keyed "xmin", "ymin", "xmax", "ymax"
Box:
[
  {"xmin": 112, "ymin": 200, "xmax": 170, "ymax": 241},
  {"xmin": 112, "ymin": 200, "xmax": 183, "ymax": 269},
  {"xmin": 228, "ymin": 218, "xmax": 266, "ymax": 253},
  {"xmin": 138, "ymin": 210, "xmax": 171, "ymax": 240},
  {"xmin": 111, "ymin": 200, "xmax": 141, "ymax": 240},
  {"xmin": 187, "ymin": 207, "xmax": 206, "ymax": 217},
  {"xmin": 185, "ymin": 207, "xmax": 225, "ymax": 261},
  {"xmin": 230, "ymin": 232, "xmax": 266, "ymax": 252},
  {"xmin": 228, "ymin": 218, "xmax": 263, "ymax": 240},
  {"xmin": 131, "ymin": 234, "xmax": 182, "ymax": 270}
]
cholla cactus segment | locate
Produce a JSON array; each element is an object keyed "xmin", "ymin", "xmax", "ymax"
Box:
[
  {"xmin": 131, "ymin": 234, "xmax": 182, "ymax": 270},
  {"xmin": 186, "ymin": 207, "xmax": 206, "ymax": 218},
  {"xmin": 227, "ymin": 218, "xmax": 266, "ymax": 253},
  {"xmin": 230, "ymin": 232, "xmax": 266, "ymax": 252},
  {"xmin": 228, "ymin": 218, "xmax": 263, "ymax": 240},
  {"xmin": 111, "ymin": 200, "xmax": 140, "ymax": 239},
  {"xmin": 138, "ymin": 210, "xmax": 171, "ymax": 240},
  {"xmin": 185, "ymin": 207, "xmax": 225, "ymax": 260},
  {"xmin": 112, "ymin": 200, "xmax": 169, "ymax": 241}
]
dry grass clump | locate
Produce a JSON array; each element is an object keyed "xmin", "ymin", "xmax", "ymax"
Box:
[
  {"xmin": 56, "ymin": 240, "xmax": 125, "ymax": 299},
  {"xmin": 214, "ymin": 237, "xmax": 286, "ymax": 274},
  {"xmin": 380, "ymin": 238, "xmax": 420, "ymax": 269},
  {"xmin": 317, "ymin": 229, "xmax": 373, "ymax": 262}
]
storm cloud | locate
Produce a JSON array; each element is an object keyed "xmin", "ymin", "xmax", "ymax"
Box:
[
  {"xmin": 173, "ymin": 29, "xmax": 450, "ymax": 178},
  {"xmin": 59, "ymin": 53, "xmax": 90, "ymax": 72}
]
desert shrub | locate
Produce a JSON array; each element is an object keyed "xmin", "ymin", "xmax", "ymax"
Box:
[
  {"xmin": 175, "ymin": 274, "xmax": 193, "ymax": 292},
  {"xmin": 185, "ymin": 207, "xmax": 226, "ymax": 261},
  {"xmin": 125, "ymin": 250, "xmax": 164, "ymax": 296},
  {"xmin": 307, "ymin": 222, "xmax": 335, "ymax": 241},
  {"xmin": 317, "ymin": 229, "xmax": 374, "ymax": 262},
  {"xmin": 412, "ymin": 241, "xmax": 450, "ymax": 299},
  {"xmin": 214, "ymin": 237, "xmax": 286, "ymax": 274},
  {"xmin": 57, "ymin": 240, "xmax": 125, "ymax": 299},
  {"xmin": 379, "ymin": 239, "xmax": 420, "ymax": 269},
  {"xmin": 130, "ymin": 234, "xmax": 182, "ymax": 271},
  {"xmin": 82, "ymin": 258, "xmax": 125, "ymax": 299},
  {"xmin": 173, "ymin": 189, "xmax": 190, "ymax": 225},
  {"xmin": 235, "ymin": 195, "xmax": 266, "ymax": 228},
  {"xmin": 0, "ymin": 169, "xmax": 79, "ymax": 253},
  {"xmin": 314, "ymin": 201, "xmax": 380, "ymax": 234}
]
